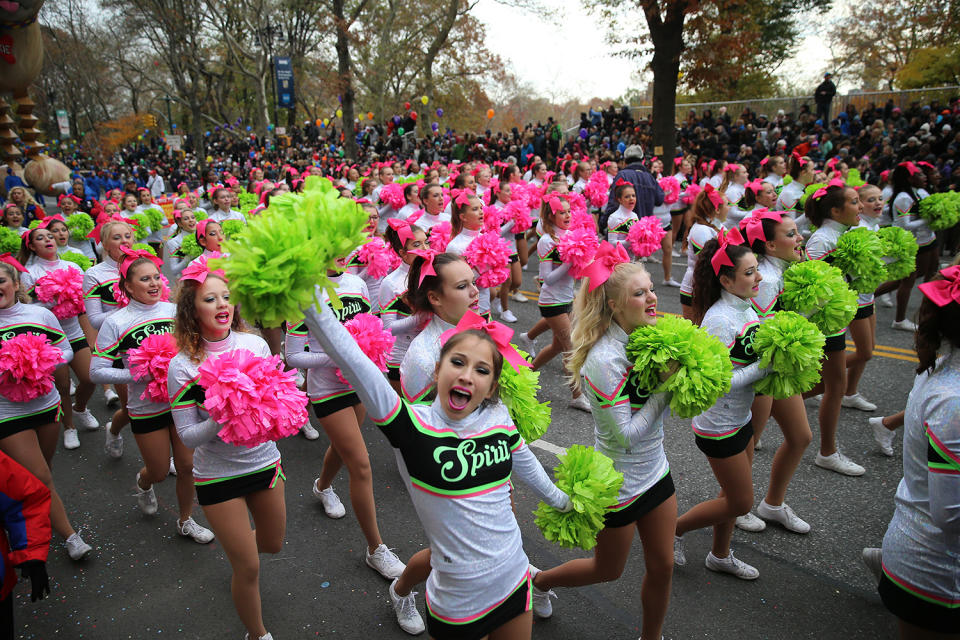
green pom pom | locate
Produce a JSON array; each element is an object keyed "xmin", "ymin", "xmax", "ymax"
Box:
[
  {"xmin": 60, "ymin": 251, "xmax": 92, "ymax": 271},
  {"xmin": 352, "ymin": 176, "xmax": 367, "ymax": 198},
  {"xmin": 833, "ymin": 227, "xmax": 887, "ymax": 293},
  {"xmin": 0, "ymin": 227, "xmax": 21, "ymax": 254},
  {"xmin": 180, "ymin": 234, "xmax": 203, "ymax": 258},
  {"xmin": 752, "ymin": 311, "xmax": 825, "ymax": 398},
  {"xmin": 142, "ymin": 207, "xmax": 166, "ymax": 231},
  {"xmin": 220, "ymin": 219, "xmax": 245, "ymax": 238},
  {"xmin": 800, "ymin": 183, "xmax": 825, "ymax": 208},
  {"xmin": 237, "ymin": 191, "xmax": 259, "ymax": 215},
  {"xmin": 499, "ymin": 349, "xmax": 551, "ymax": 443},
  {"xmin": 131, "ymin": 243, "xmax": 157, "ymax": 256},
  {"xmin": 845, "ymin": 168, "xmax": 865, "ymax": 187},
  {"xmin": 28, "ymin": 219, "xmax": 40, "ymax": 230},
  {"xmin": 66, "ymin": 212, "xmax": 94, "ymax": 241},
  {"xmin": 194, "ymin": 210, "xmax": 208, "ymax": 221},
  {"xmin": 216, "ymin": 175, "xmax": 369, "ymax": 328},
  {"xmin": 129, "ymin": 214, "xmax": 151, "ymax": 240},
  {"xmin": 626, "ymin": 315, "xmax": 733, "ymax": 419},
  {"xmin": 878, "ymin": 226, "xmax": 918, "ymax": 281},
  {"xmin": 918, "ymin": 192, "xmax": 960, "ymax": 231},
  {"xmin": 781, "ymin": 261, "xmax": 857, "ymax": 334},
  {"xmin": 533, "ymin": 445, "xmax": 623, "ymax": 551},
  {"xmin": 782, "ymin": 175, "xmax": 793, "ymax": 186}
]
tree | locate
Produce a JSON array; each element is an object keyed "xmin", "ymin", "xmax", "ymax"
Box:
[{"xmin": 896, "ymin": 45, "xmax": 960, "ymax": 88}]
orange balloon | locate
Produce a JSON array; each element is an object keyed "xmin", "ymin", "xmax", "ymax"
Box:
[
  {"xmin": 367, "ymin": 112, "xmax": 374, "ymax": 120},
  {"xmin": 315, "ymin": 118, "xmax": 323, "ymax": 126},
  {"xmin": 486, "ymin": 108, "xmax": 495, "ymax": 119}
]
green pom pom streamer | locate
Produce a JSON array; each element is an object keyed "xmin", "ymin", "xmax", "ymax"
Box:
[
  {"xmin": 66, "ymin": 212, "xmax": 94, "ymax": 241},
  {"xmin": 237, "ymin": 191, "xmax": 259, "ymax": 215},
  {"xmin": 780, "ymin": 261, "xmax": 857, "ymax": 335},
  {"xmin": 0, "ymin": 227, "xmax": 21, "ymax": 254},
  {"xmin": 129, "ymin": 214, "xmax": 151, "ymax": 240},
  {"xmin": 800, "ymin": 183, "xmax": 825, "ymax": 209},
  {"xmin": 918, "ymin": 192, "xmax": 960, "ymax": 231},
  {"xmin": 833, "ymin": 227, "xmax": 887, "ymax": 293},
  {"xmin": 131, "ymin": 243, "xmax": 157, "ymax": 256},
  {"xmin": 60, "ymin": 251, "xmax": 92, "ymax": 271},
  {"xmin": 142, "ymin": 207, "xmax": 166, "ymax": 231},
  {"xmin": 533, "ymin": 445, "xmax": 623, "ymax": 551},
  {"xmin": 752, "ymin": 311, "xmax": 825, "ymax": 398},
  {"xmin": 179, "ymin": 234, "xmax": 203, "ymax": 258},
  {"xmin": 220, "ymin": 220, "xmax": 245, "ymax": 238},
  {"xmin": 194, "ymin": 210, "xmax": 208, "ymax": 221},
  {"xmin": 625, "ymin": 314, "xmax": 733, "ymax": 419},
  {"xmin": 878, "ymin": 226, "xmax": 917, "ymax": 281},
  {"xmin": 499, "ymin": 348, "xmax": 551, "ymax": 443},
  {"xmin": 28, "ymin": 219, "xmax": 40, "ymax": 230},
  {"xmin": 215, "ymin": 175, "xmax": 369, "ymax": 328},
  {"xmin": 845, "ymin": 169, "xmax": 865, "ymax": 187}
]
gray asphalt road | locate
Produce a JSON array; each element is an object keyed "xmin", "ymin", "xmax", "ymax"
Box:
[{"xmin": 17, "ymin": 254, "xmax": 926, "ymax": 640}]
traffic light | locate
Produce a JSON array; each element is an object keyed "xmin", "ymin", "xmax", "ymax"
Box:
[{"xmin": 142, "ymin": 114, "xmax": 157, "ymax": 128}]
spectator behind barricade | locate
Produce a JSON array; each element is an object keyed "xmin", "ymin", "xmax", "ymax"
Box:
[{"xmin": 600, "ymin": 144, "xmax": 664, "ymax": 235}]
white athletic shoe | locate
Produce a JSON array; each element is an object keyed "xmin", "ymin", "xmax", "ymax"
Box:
[
  {"xmin": 135, "ymin": 473, "xmax": 158, "ymax": 515},
  {"xmin": 63, "ymin": 428, "xmax": 80, "ymax": 450},
  {"xmin": 178, "ymin": 517, "xmax": 215, "ymax": 544},
  {"xmin": 861, "ymin": 547, "xmax": 882, "ymax": 583},
  {"xmin": 168, "ymin": 456, "xmax": 177, "ymax": 476},
  {"xmin": 365, "ymin": 544, "xmax": 406, "ymax": 579},
  {"xmin": 500, "ymin": 309, "xmax": 518, "ymax": 323},
  {"xmin": 389, "ymin": 578, "xmax": 425, "ymax": 635},
  {"xmin": 491, "ymin": 298, "xmax": 503, "ymax": 315},
  {"xmin": 877, "ymin": 293, "xmax": 894, "ymax": 308},
  {"xmin": 65, "ymin": 533, "xmax": 92, "ymax": 560},
  {"xmin": 243, "ymin": 633, "xmax": 274, "ymax": 640},
  {"xmin": 735, "ymin": 512, "xmax": 766, "ymax": 532},
  {"xmin": 510, "ymin": 291, "xmax": 529, "ymax": 303},
  {"xmin": 673, "ymin": 536, "xmax": 686, "ymax": 566},
  {"xmin": 754, "ymin": 438, "xmax": 763, "ymax": 451},
  {"xmin": 662, "ymin": 278, "xmax": 681, "ymax": 288},
  {"xmin": 296, "ymin": 370, "xmax": 305, "ymax": 388},
  {"xmin": 73, "ymin": 408, "xmax": 100, "ymax": 431},
  {"xmin": 528, "ymin": 566, "xmax": 556, "ymax": 619},
  {"xmin": 891, "ymin": 319, "xmax": 917, "ymax": 332},
  {"xmin": 842, "ymin": 393, "xmax": 877, "ymax": 412},
  {"xmin": 301, "ymin": 422, "xmax": 320, "ymax": 440},
  {"xmin": 756, "ymin": 500, "xmax": 810, "ymax": 534},
  {"xmin": 869, "ymin": 417, "xmax": 896, "ymax": 456},
  {"xmin": 104, "ymin": 424, "xmax": 123, "ymax": 458},
  {"xmin": 69, "ymin": 380, "xmax": 76, "ymax": 396},
  {"xmin": 516, "ymin": 332, "xmax": 536, "ymax": 359},
  {"xmin": 313, "ymin": 482, "xmax": 346, "ymax": 518},
  {"xmin": 104, "ymin": 387, "xmax": 120, "ymax": 407},
  {"xmin": 672, "ymin": 249, "xmax": 682, "ymax": 258},
  {"xmin": 568, "ymin": 395, "xmax": 592, "ymax": 413},
  {"xmin": 815, "ymin": 451, "xmax": 865, "ymax": 476},
  {"xmin": 705, "ymin": 551, "xmax": 759, "ymax": 580}
]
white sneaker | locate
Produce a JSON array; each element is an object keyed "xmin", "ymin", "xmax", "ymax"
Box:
[
  {"xmin": 516, "ymin": 332, "xmax": 536, "ymax": 359},
  {"xmin": 63, "ymin": 428, "xmax": 80, "ymax": 450},
  {"xmin": 243, "ymin": 633, "xmax": 274, "ymax": 640},
  {"xmin": 647, "ymin": 254, "xmax": 662, "ymax": 263},
  {"xmin": 735, "ymin": 512, "xmax": 766, "ymax": 532},
  {"xmin": 528, "ymin": 566, "xmax": 555, "ymax": 619},
  {"xmin": 568, "ymin": 395, "xmax": 592, "ymax": 413},
  {"xmin": 510, "ymin": 291, "xmax": 529, "ymax": 303},
  {"xmin": 312, "ymin": 481, "xmax": 346, "ymax": 518},
  {"xmin": 135, "ymin": 472, "xmax": 158, "ymax": 515},
  {"xmin": 815, "ymin": 451, "xmax": 865, "ymax": 476},
  {"xmin": 169, "ymin": 456, "xmax": 177, "ymax": 476},
  {"xmin": 662, "ymin": 278, "xmax": 681, "ymax": 288},
  {"xmin": 492, "ymin": 298, "xmax": 503, "ymax": 315},
  {"xmin": 842, "ymin": 393, "xmax": 877, "ymax": 412},
  {"xmin": 73, "ymin": 407, "xmax": 100, "ymax": 431},
  {"xmin": 104, "ymin": 387, "xmax": 120, "ymax": 407},
  {"xmin": 705, "ymin": 551, "xmax": 759, "ymax": 580},
  {"xmin": 389, "ymin": 578, "xmax": 425, "ymax": 635},
  {"xmin": 891, "ymin": 319, "xmax": 917, "ymax": 332},
  {"xmin": 877, "ymin": 293, "xmax": 894, "ymax": 308},
  {"xmin": 672, "ymin": 249, "xmax": 682, "ymax": 258},
  {"xmin": 301, "ymin": 422, "xmax": 320, "ymax": 440},
  {"xmin": 365, "ymin": 544, "xmax": 406, "ymax": 579},
  {"xmin": 500, "ymin": 309, "xmax": 518, "ymax": 323},
  {"xmin": 861, "ymin": 547, "xmax": 882, "ymax": 583},
  {"xmin": 756, "ymin": 500, "xmax": 810, "ymax": 534},
  {"xmin": 178, "ymin": 517, "xmax": 215, "ymax": 544},
  {"xmin": 522, "ymin": 261, "xmax": 531, "ymax": 271},
  {"xmin": 65, "ymin": 532, "xmax": 92, "ymax": 560},
  {"xmin": 673, "ymin": 536, "xmax": 686, "ymax": 566},
  {"xmin": 813, "ymin": 394, "xmax": 823, "ymax": 403},
  {"xmin": 69, "ymin": 380, "xmax": 76, "ymax": 396},
  {"xmin": 869, "ymin": 417, "xmax": 896, "ymax": 456},
  {"xmin": 104, "ymin": 424, "xmax": 123, "ymax": 458},
  {"xmin": 754, "ymin": 438, "xmax": 763, "ymax": 451}
]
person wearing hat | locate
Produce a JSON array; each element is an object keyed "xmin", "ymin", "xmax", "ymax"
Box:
[
  {"xmin": 815, "ymin": 72, "xmax": 837, "ymax": 124},
  {"xmin": 600, "ymin": 144, "xmax": 664, "ymax": 236}
]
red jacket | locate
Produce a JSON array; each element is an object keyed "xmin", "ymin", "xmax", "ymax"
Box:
[{"xmin": 0, "ymin": 452, "xmax": 51, "ymax": 600}]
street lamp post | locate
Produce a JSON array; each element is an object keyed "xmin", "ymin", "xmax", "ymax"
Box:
[{"xmin": 255, "ymin": 24, "xmax": 285, "ymax": 128}]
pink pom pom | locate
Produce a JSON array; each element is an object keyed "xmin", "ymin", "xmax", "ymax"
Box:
[
  {"xmin": 34, "ymin": 268, "xmax": 85, "ymax": 320},
  {"xmin": 335, "ymin": 313, "xmax": 396, "ymax": 385},
  {"xmin": 0, "ymin": 333, "xmax": 64, "ymax": 402},
  {"xmin": 659, "ymin": 176, "xmax": 681, "ymax": 205},
  {"xmin": 483, "ymin": 205, "xmax": 505, "ymax": 232},
  {"xmin": 681, "ymin": 183, "xmax": 701, "ymax": 206},
  {"xmin": 379, "ymin": 183, "xmax": 407, "ymax": 211},
  {"xmin": 428, "ymin": 221, "xmax": 452, "ymax": 252},
  {"xmin": 358, "ymin": 237, "xmax": 400, "ymax": 278},
  {"xmin": 570, "ymin": 209, "xmax": 597, "ymax": 233},
  {"xmin": 463, "ymin": 232, "xmax": 512, "ymax": 288},
  {"xmin": 128, "ymin": 333, "xmax": 178, "ymax": 403},
  {"xmin": 112, "ymin": 275, "xmax": 171, "ymax": 309},
  {"xmin": 566, "ymin": 192, "xmax": 587, "ymax": 215},
  {"xmin": 627, "ymin": 216, "xmax": 668, "ymax": 257},
  {"xmin": 505, "ymin": 201, "xmax": 532, "ymax": 233},
  {"xmin": 584, "ymin": 171, "xmax": 609, "ymax": 209},
  {"xmin": 557, "ymin": 228, "xmax": 600, "ymax": 273},
  {"xmin": 198, "ymin": 349, "xmax": 308, "ymax": 449},
  {"xmin": 523, "ymin": 183, "xmax": 544, "ymax": 211}
]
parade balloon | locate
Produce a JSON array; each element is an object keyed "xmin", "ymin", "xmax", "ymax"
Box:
[
  {"xmin": 486, "ymin": 109, "xmax": 495, "ymax": 119},
  {"xmin": 398, "ymin": 127, "xmax": 405, "ymax": 135},
  {"xmin": 579, "ymin": 128, "xmax": 588, "ymax": 139},
  {"xmin": 410, "ymin": 111, "xmax": 418, "ymax": 121},
  {"xmin": 137, "ymin": 135, "xmax": 143, "ymax": 140},
  {"xmin": 393, "ymin": 116, "xmax": 401, "ymax": 125},
  {"xmin": 323, "ymin": 118, "xmax": 329, "ymax": 126},
  {"xmin": 367, "ymin": 112, "xmax": 374, "ymax": 120},
  {"xmin": 432, "ymin": 122, "xmax": 439, "ymax": 131},
  {"xmin": 404, "ymin": 102, "xmax": 411, "ymax": 110},
  {"xmin": 313, "ymin": 154, "xmax": 319, "ymax": 161},
  {"xmin": 267, "ymin": 124, "xmax": 274, "ymax": 130},
  {"xmin": 336, "ymin": 109, "xmax": 343, "ymax": 118},
  {"xmin": 330, "ymin": 145, "xmax": 336, "ymax": 152},
  {"xmin": 246, "ymin": 125, "xmax": 252, "ymax": 131},
  {"xmin": 205, "ymin": 131, "xmax": 210, "ymax": 136},
  {"xmin": 316, "ymin": 119, "xmax": 323, "ymax": 126},
  {"xmin": 171, "ymin": 123, "xmax": 176, "ymax": 129},
  {"xmin": 436, "ymin": 108, "xmax": 443, "ymax": 117},
  {"xmin": 617, "ymin": 141, "xmax": 626, "ymax": 153},
  {"xmin": 421, "ymin": 96, "xmax": 428, "ymax": 105}
]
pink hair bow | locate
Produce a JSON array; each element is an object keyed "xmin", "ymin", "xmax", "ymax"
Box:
[
  {"xmin": 615, "ymin": 178, "xmax": 632, "ymax": 187},
  {"xmin": 899, "ymin": 161, "xmax": 920, "ymax": 176},
  {"xmin": 87, "ymin": 214, "xmax": 140, "ymax": 240},
  {"xmin": 196, "ymin": 219, "xmax": 219, "ymax": 238},
  {"xmin": 673, "ymin": 157, "xmax": 682, "ymax": 166},
  {"xmin": 580, "ymin": 241, "xmax": 630, "ymax": 291},
  {"xmin": 760, "ymin": 157, "xmax": 770, "ymax": 167},
  {"xmin": 36, "ymin": 214, "xmax": 66, "ymax": 230},
  {"xmin": 826, "ymin": 157, "xmax": 840, "ymax": 170},
  {"xmin": 181, "ymin": 252, "xmax": 226, "ymax": 284},
  {"xmin": 917, "ymin": 161, "xmax": 935, "ymax": 171},
  {"xmin": 57, "ymin": 194, "xmax": 81, "ymax": 206},
  {"xmin": 388, "ymin": 218, "xmax": 415, "ymax": 246},
  {"xmin": 739, "ymin": 210, "xmax": 783, "ymax": 245},
  {"xmin": 409, "ymin": 248, "xmax": 438, "ymax": 285},
  {"xmin": 811, "ymin": 178, "xmax": 846, "ymax": 201},
  {"xmin": 451, "ymin": 189, "xmax": 472, "ymax": 207},
  {"xmin": 710, "ymin": 227, "xmax": 746, "ymax": 275},
  {"xmin": 880, "ymin": 170, "xmax": 890, "ymax": 182},
  {"xmin": 745, "ymin": 179, "xmax": 765, "ymax": 195},
  {"xmin": 0, "ymin": 253, "xmax": 27, "ymax": 273},
  {"xmin": 919, "ymin": 265, "xmax": 960, "ymax": 307},
  {"xmin": 703, "ymin": 184, "xmax": 724, "ymax": 209},
  {"xmin": 439, "ymin": 309, "xmax": 530, "ymax": 373},
  {"xmin": 117, "ymin": 246, "xmax": 164, "ymax": 277},
  {"xmin": 544, "ymin": 193, "xmax": 564, "ymax": 214}
]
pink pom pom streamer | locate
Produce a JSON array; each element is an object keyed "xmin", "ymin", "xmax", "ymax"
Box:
[
  {"xmin": 0, "ymin": 333, "xmax": 64, "ymax": 402},
  {"xmin": 681, "ymin": 183, "xmax": 701, "ymax": 206},
  {"xmin": 358, "ymin": 237, "xmax": 400, "ymax": 278},
  {"xmin": 33, "ymin": 268, "xmax": 85, "ymax": 320},
  {"xmin": 463, "ymin": 232, "xmax": 512, "ymax": 288},
  {"xmin": 504, "ymin": 200, "xmax": 532, "ymax": 233},
  {"xmin": 127, "ymin": 333, "xmax": 178, "ymax": 403},
  {"xmin": 570, "ymin": 209, "xmax": 596, "ymax": 233},
  {"xmin": 584, "ymin": 171, "xmax": 609, "ymax": 209},
  {"xmin": 428, "ymin": 221, "xmax": 452, "ymax": 252},
  {"xmin": 112, "ymin": 275, "xmax": 171, "ymax": 308},
  {"xmin": 659, "ymin": 176, "xmax": 681, "ymax": 205},
  {"xmin": 627, "ymin": 216, "xmax": 668, "ymax": 257},
  {"xmin": 522, "ymin": 182, "xmax": 544, "ymax": 211},
  {"xmin": 379, "ymin": 183, "xmax": 407, "ymax": 211},
  {"xmin": 566, "ymin": 192, "xmax": 587, "ymax": 215},
  {"xmin": 557, "ymin": 228, "xmax": 600, "ymax": 274},
  {"xmin": 483, "ymin": 205, "xmax": 505, "ymax": 233},
  {"xmin": 335, "ymin": 313, "xmax": 396, "ymax": 385},
  {"xmin": 198, "ymin": 349, "xmax": 308, "ymax": 449}
]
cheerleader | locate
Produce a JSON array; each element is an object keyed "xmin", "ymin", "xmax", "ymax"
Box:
[
  {"xmin": 679, "ymin": 187, "xmax": 727, "ymax": 320},
  {"xmin": 760, "ymin": 155, "xmax": 786, "ymax": 188},
  {"xmin": 284, "ymin": 272, "xmax": 405, "ymax": 579},
  {"xmin": 721, "ymin": 163, "xmax": 748, "ymax": 207},
  {"xmin": 416, "ymin": 184, "xmax": 450, "ymax": 232},
  {"xmin": 396, "ymin": 184, "xmax": 421, "ymax": 222},
  {"xmin": 1, "ymin": 204, "xmax": 28, "ymax": 236},
  {"xmin": 875, "ymin": 265, "xmax": 960, "ymax": 639},
  {"xmin": 499, "ymin": 165, "xmax": 529, "ymax": 271},
  {"xmin": 54, "ymin": 197, "xmax": 97, "ymax": 260},
  {"xmin": 299, "ymin": 296, "xmax": 572, "ymax": 640},
  {"xmin": 803, "ymin": 182, "xmax": 866, "ymax": 476},
  {"xmin": 164, "ymin": 203, "xmax": 198, "ymax": 281},
  {"xmin": 775, "ymin": 153, "xmax": 815, "ymax": 215},
  {"xmin": 673, "ymin": 233, "xmax": 772, "ymax": 580},
  {"xmin": 606, "ymin": 180, "xmax": 639, "ymax": 253},
  {"xmin": 43, "ymin": 216, "xmax": 73, "ymax": 257},
  {"xmin": 167, "ymin": 265, "xmax": 285, "ymax": 640},
  {"xmin": 0, "ymin": 256, "xmax": 92, "ymax": 561},
  {"xmin": 887, "ymin": 162, "xmax": 937, "ymax": 331},
  {"xmin": 193, "ymin": 220, "xmax": 225, "ymax": 261},
  {"xmin": 446, "ymin": 192, "xmax": 491, "ymax": 319},
  {"xmin": 492, "ymin": 182, "xmax": 528, "ymax": 313},
  {"xmin": 380, "ymin": 221, "xmax": 429, "ymax": 392},
  {"xmin": 533, "ymin": 259, "xmax": 675, "ymax": 640},
  {"xmin": 208, "ymin": 188, "xmax": 247, "ymax": 224},
  {"xmin": 90, "ymin": 249, "xmax": 213, "ymax": 543},
  {"xmin": 135, "ymin": 188, "xmax": 167, "ymax": 256}
]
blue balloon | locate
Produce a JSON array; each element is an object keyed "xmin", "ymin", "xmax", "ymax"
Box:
[
  {"xmin": 579, "ymin": 128, "xmax": 588, "ymax": 139},
  {"xmin": 246, "ymin": 125, "xmax": 252, "ymax": 131},
  {"xmin": 205, "ymin": 131, "xmax": 211, "ymax": 136},
  {"xmin": 330, "ymin": 145, "xmax": 336, "ymax": 152},
  {"xmin": 617, "ymin": 142, "xmax": 626, "ymax": 153},
  {"xmin": 267, "ymin": 123, "xmax": 274, "ymax": 130},
  {"xmin": 393, "ymin": 115, "xmax": 402, "ymax": 125},
  {"xmin": 171, "ymin": 123, "xmax": 176, "ymax": 129},
  {"xmin": 249, "ymin": 150, "xmax": 256, "ymax": 158}
]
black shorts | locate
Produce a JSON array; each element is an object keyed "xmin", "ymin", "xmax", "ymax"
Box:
[
  {"xmin": 670, "ymin": 208, "xmax": 688, "ymax": 217},
  {"xmin": 539, "ymin": 303, "xmax": 572, "ymax": 318},
  {"xmin": 917, "ymin": 241, "xmax": 938, "ymax": 256},
  {"xmin": 878, "ymin": 571, "xmax": 960, "ymax": 634},
  {"xmin": 604, "ymin": 472, "xmax": 675, "ymax": 528},
  {"xmin": 195, "ymin": 461, "xmax": 285, "ymax": 506},
  {"xmin": 387, "ymin": 365, "xmax": 401, "ymax": 382},
  {"xmin": 514, "ymin": 233, "xmax": 524, "ymax": 241},
  {"xmin": 129, "ymin": 411, "xmax": 173, "ymax": 435},
  {"xmin": 662, "ymin": 223, "xmax": 672, "ymax": 231},
  {"xmin": 854, "ymin": 303, "xmax": 875, "ymax": 320},
  {"xmin": 69, "ymin": 336, "xmax": 89, "ymax": 352},
  {"xmin": 0, "ymin": 405, "xmax": 60, "ymax": 440},
  {"xmin": 679, "ymin": 292, "xmax": 693, "ymax": 307},
  {"xmin": 824, "ymin": 332, "xmax": 847, "ymax": 353},
  {"xmin": 312, "ymin": 392, "xmax": 360, "ymax": 419},
  {"xmin": 426, "ymin": 573, "xmax": 530, "ymax": 640},
  {"xmin": 509, "ymin": 254, "xmax": 519, "ymax": 264},
  {"xmin": 695, "ymin": 422, "xmax": 754, "ymax": 459}
]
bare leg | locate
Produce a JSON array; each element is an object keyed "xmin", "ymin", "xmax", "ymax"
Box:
[
  {"xmin": 394, "ymin": 548, "xmax": 431, "ymax": 597},
  {"xmin": 764, "ymin": 395, "xmax": 812, "ymax": 506},
  {"xmin": 845, "ymin": 314, "xmax": 875, "ymax": 396}
]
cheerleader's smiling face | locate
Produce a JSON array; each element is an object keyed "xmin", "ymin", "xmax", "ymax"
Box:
[
  {"xmin": 434, "ymin": 333, "xmax": 499, "ymax": 419},
  {"xmin": 47, "ymin": 221, "xmax": 70, "ymax": 248},
  {"xmin": 29, "ymin": 229, "xmax": 58, "ymax": 260},
  {"xmin": 858, "ymin": 186, "xmax": 884, "ymax": 218},
  {"xmin": 428, "ymin": 260, "xmax": 480, "ymax": 322},
  {"xmin": 103, "ymin": 201, "xmax": 120, "ymax": 216},
  {"xmin": 177, "ymin": 210, "xmax": 197, "ymax": 233},
  {"xmin": 2, "ymin": 206, "xmax": 23, "ymax": 229},
  {"xmin": 139, "ymin": 190, "xmax": 153, "ymax": 205},
  {"xmin": 59, "ymin": 198, "xmax": 78, "ymax": 215},
  {"xmin": 0, "ymin": 268, "xmax": 18, "ymax": 310},
  {"xmin": 720, "ymin": 252, "xmax": 762, "ymax": 299},
  {"xmin": 765, "ymin": 218, "xmax": 803, "ymax": 262},
  {"xmin": 195, "ymin": 277, "xmax": 233, "ymax": 340},
  {"xmin": 124, "ymin": 262, "xmax": 164, "ymax": 305},
  {"xmin": 832, "ymin": 188, "xmax": 862, "ymax": 226},
  {"xmin": 610, "ymin": 270, "xmax": 658, "ymax": 333},
  {"xmin": 122, "ymin": 194, "xmax": 138, "ymax": 212}
]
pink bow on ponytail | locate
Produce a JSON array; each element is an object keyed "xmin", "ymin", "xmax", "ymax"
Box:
[
  {"xmin": 181, "ymin": 252, "xmax": 226, "ymax": 283},
  {"xmin": 739, "ymin": 209, "xmax": 784, "ymax": 245},
  {"xmin": 919, "ymin": 265, "xmax": 960, "ymax": 307},
  {"xmin": 0, "ymin": 253, "xmax": 27, "ymax": 273},
  {"xmin": 703, "ymin": 183, "xmax": 724, "ymax": 210},
  {"xmin": 811, "ymin": 178, "xmax": 846, "ymax": 201},
  {"xmin": 451, "ymin": 189, "xmax": 472, "ymax": 207},
  {"xmin": 409, "ymin": 248, "xmax": 438, "ymax": 285},
  {"xmin": 117, "ymin": 246, "xmax": 164, "ymax": 277},
  {"xmin": 387, "ymin": 218, "xmax": 415, "ymax": 246},
  {"xmin": 710, "ymin": 227, "xmax": 746, "ymax": 275},
  {"xmin": 745, "ymin": 179, "xmax": 765, "ymax": 195},
  {"xmin": 439, "ymin": 310, "xmax": 530, "ymax": 373},
  {"xmin": 36, "ymin": 214, "xmax": 66, "ymax": 230},
  {"xmin": 580, "ymin": 241, "xmax": 630, "ymax": 291}
]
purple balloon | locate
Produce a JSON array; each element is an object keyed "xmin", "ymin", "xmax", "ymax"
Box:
[
  {"xmin": 393, "ymin": 115, "xmax": 402, "ymax": 125},
  {"xmin": 579, "ymin": 128, "xmax": 588, "ymax": 139},
  {"xmin": 436, "ymin": 108, "xmax": 443, "ymax": 117},
  {"xmin": 431, "ymin": 122, "xmax": 439, "ymax": 131}
]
